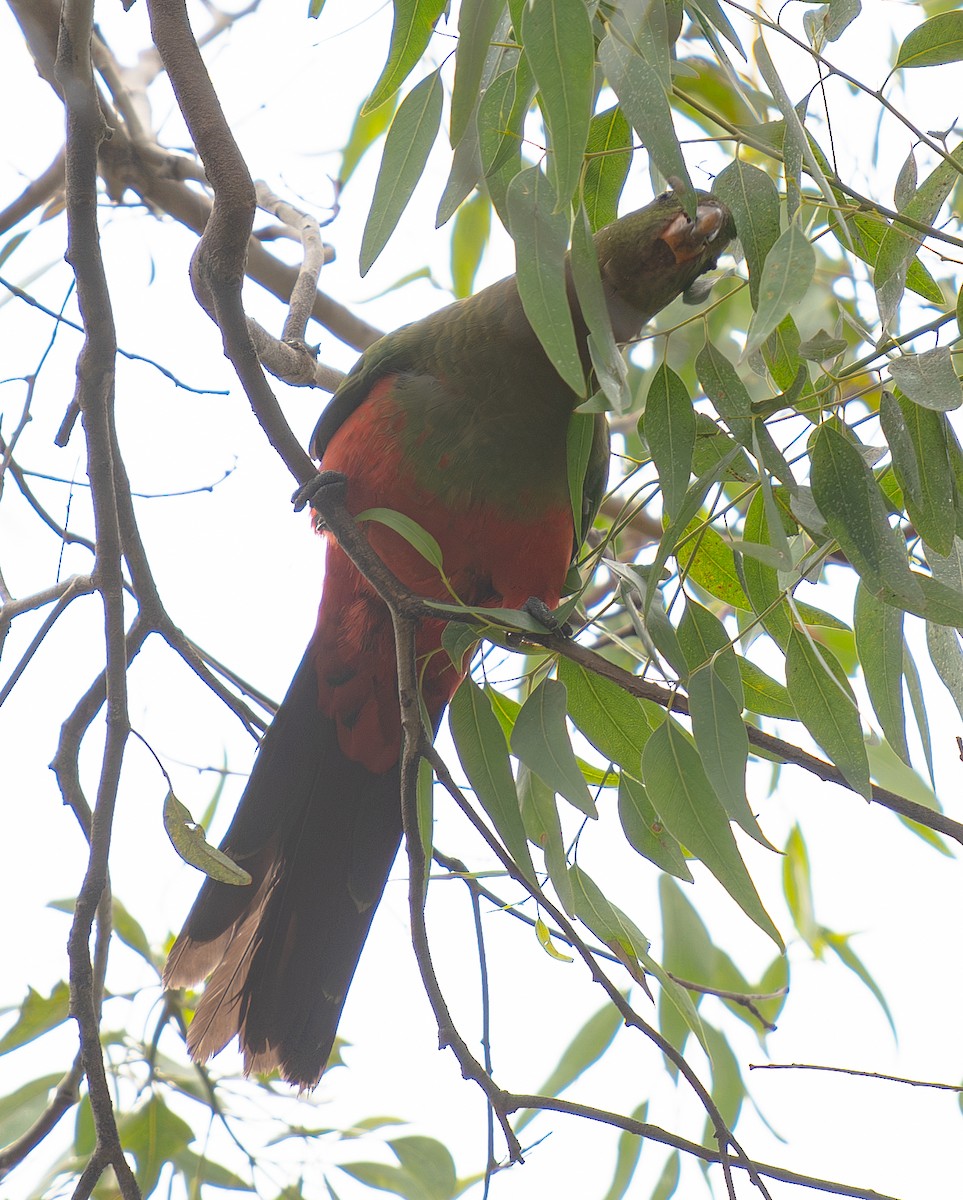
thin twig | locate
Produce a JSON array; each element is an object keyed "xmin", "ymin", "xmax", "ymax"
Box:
[{"xmin": 750, "ymin": 1062, "xmax": 963, "ymax": 1092}]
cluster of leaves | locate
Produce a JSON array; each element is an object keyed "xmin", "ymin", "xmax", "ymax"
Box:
[
  {"xmin": 322, "ymin": 0, "xmax": 963, "ymax": 1191},
  {"xmin": 4, "ymin": 0, "xmax": 963, "ymax": 1197}
]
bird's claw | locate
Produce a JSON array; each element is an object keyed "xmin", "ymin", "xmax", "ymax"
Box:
[
  {"xmin": 523, "ymin": 596, "xmax": 571, "ymax": 637},
  {"xmin": 292, "ymin": 470, "xmax": 348, "ymax": 515}
]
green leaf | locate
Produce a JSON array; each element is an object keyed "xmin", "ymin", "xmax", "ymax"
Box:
[
  {"xmin": 450, "ymin": 189, "xmax": 491, "ymax": 298},
  {"xmin": 802, "ymin": 0, "xmax": 861, "ymax": 46},
  {"xmin": 391, "ymin": 1136, "xmax": 457, "ymax": 1200},
  {"xmin": 895, "ymin": 11, "xmax": 963, "ymax": 69},
  {"xmin": 598, "ymin": 32, "xmax": 692, "ymax": 200},
  {"xmin": 505, "ymin": 166, "xmax": 584, "ymax": 394},
  {"xmin": 172, "ymin": 1148, "xmax": 253, "ymax": 1193},
  {"xmin": 782, "ymin": 824, "xmax": 818, "ymax": 948},
  {"xmin": 342, "ymin": 1137, "xmax": 457, "ymax": 1200},
  {"xmin": 360, "ymin": 70, "xmax": 444, "ymax": 274},
  {"xmin": 618, "ymin": 773, "xmax": 693, "ymax": 881},
  {"xmin": 701, "ymin": 1022, "xmax": 745, "ymax": 1136},
  {"xmin": 339, "ymin": 93, "xmax": 399, "ymax": 187},
  {"xmin": 582, "ymin": 105, "xmax": 632, "ymax": 231},
  {"xmin": 744, "ymin": 220, "xmax": 816, "ymax": 357},
  {"xmin": 365, "ymin": 0, "xmax": 448, "ymax": 112},
  {"xmin": 0, "ymin": 1074, "xmax": 62, "ymax": 1148},
  {"xmin": 827, "ymin": 209, "xmax": 944, "ymax": 305},
  {"xmin": 515, "ymin": 1000, "xmax": 623, "ymax": 1131},
  {"xmin": 449, "ymin": 680, "xmax": 536, "ymax": 884},
  {"xmin": 875, "ymin": 156, "xmax": 959, "ymax": 328},
  {"xmin": 823, "ymin": 931, "xmax": 895, "ymax": 1035},
  {"xmin": 712, "ymin": 159, "xmax": 780, "ymax": 309},
  {"xmin": 651, "ymin": 1150, "xmax": 681, "ymax": 1200},
  {"xmin": 518, "ymin": 763, "xmax": 575, "ymax": 915},
  {"xmin": 644, "ymin": 363, "xmax": 694, "ymax": 519},
  {"xmin": 567, "ymin": 410, "xmax": 596, "ymax": 545},
  {"xmin": 888, "ymin": 348, "xmax": 963, "ymax": 413},
  {"xmin": 642, "ymin": 717, "xmax": 783, "ymax": 946},
  {"xmin": 521, "ymin": 0, "xmax": 595, "ymax": 207},
  {"xmin": 557, "ymin": 656, "xmax": 656, "ymax": 774},
  {"xmin": 511, "ymin": 679, "xmax": 597, "ymax": 817},
  {"xmin": 569, "ymin": 865, "xmax": 651, "ymax": 984},
  {"xmin": 865, "ymin": 736, "xmax": 950, "ymax": 854},
  {"xmin": 111, "ymin": 896, "xmax": 155, "ymax": 967},
  {"xmin": 571, "ymin": 206, "xmax": 631, "ymax": 411},
  {"xmin": 449, "ymin": 0, "xmax": 506, "ymax": 146},
  {"xmin": 879, "ymin": 390, "xmax": 950, "ymax": 556},
  {"xmin": 121, "ymin": 1096, "xmax": 195, "ymax": 1197},
  {"xmin": 696, "ymin": 337, "xmax": 792, "ymax": 484},
  {"xmin": 601, "ymin": 1101, "xmax": 649, "ymax": 1200},
  {"xmin": 809, "ymin": 422, "xmax": 921, "ymax": 605},
  {"xmin": 739, "ymin": 658, "xmax": 796, "ymax": 719},
  {"xmin": 926, "ymin": 619, "xmax": 963, "ymax": 722},
  {"xmin": 786, "ymin": 625, "xmax": 871, "ymax": 798},
  {"xmin": 854, "ymin": 583, "xmax": 909, "ymax": 764},
  {"xmin": 357, "ymin": 506, "xmax": 445, "ymax": 571},
  {"xmin": 163, "ymin": 791, "xmax": 252, "ymax": 885},
  {"xmin": 675, "ymin": 519, "xmax": 751, "ymax": 610}
]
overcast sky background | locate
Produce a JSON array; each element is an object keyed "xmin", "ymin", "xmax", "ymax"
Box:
[{"xmin": 2, "ymin": 2, "xmax": 963, "ymax": 1198}]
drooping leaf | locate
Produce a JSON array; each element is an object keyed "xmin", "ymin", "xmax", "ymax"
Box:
[
  {"xmin": 894, "ymin": 11, "xmax": 963, "ymax": 69},
  {"xmin": 712, "ymin": 159, "xmax": 780, "ymax": 309},
  {"xmin": 121, "ymin": 1096, "xmax": 195, "ymax": 1198},
  {"xmin": 521, "ymin": 0, "xmax": 595, "ymax": 207},
  {"xmin": 809, "ymin": 422, "xmax": 922, "ymax": 606},
  {"xmin": 449, "ymin": 0, "xmax": 507, "ymax": 145},
  {"xmin": 601, "ymin": 1101, "xmax": 649, "ymax": 1200},
  {"xmin": 739, "ymin": 658, "xmax": 796, "ymax": 720},
  {"xmin": 598, "ymin": 31, "xmax": 693, "ymax": 201},
  {"xmin": 515, "ymin": 1000, "xmax": 623, "ymax": 1132},
  {"xmin": 644, "ymin": 363, "xmax": 695, "ymax": 518},
  {"xmin": 880, "ymin": 390, "xmax": 955, "ymax": 555},
  {"xmin": 511, "ymin": 679, "xmax": 597, "ymax": 817},
  {"xmin": 888, "ymin": 348, "xmax": 963, "ymax": 413},
  {"xmin": 674, "ymin": 519, "xmax": 751, "ymax": 610},
  {"xmin": 505, "ymin": 166, "xmax": 583, "ymax": 394},
  {"xmin": 744, "ymin": 220, "xmax": 815, "ymax": 356},
  {"xmin": 0, "ymin": 983, "xmax": 71, "ymax": 1055},
  {"xmin": 163, "ymin": 792, "xmax": 252, "ymax": 885},
  {"xmin": 557, "ymin": 656, "xmax": 656, "ymax": 775},
  {"xmin": 582, "ymin": 105, "xmax": 633, "ymax": 231},
  {"xmin": 642, "ymin": 717, "xmax": 783, "ymax": 946},
  {"xmin": 854, "ymin": 583, "xmax": 909, "ymax": 764},
  {"xmin": 571, "ymin": 206, "xmax": 631, "ymax": 411},
  {"xmin": 360, "ymin": 70, "xmax": 444, "ymax": 274},
  {"xmin": 449, "ymin": 680, "xmax": 536, "ymax": 883},
  {"xmin": 786, "ymin": 625, "xmax": 871, "ymax": 799},
  {"xmin": 696, "ymin": 337, "xmax": 792, "ymax": 484},
  {"xmin": 618, "ymin": 773, "xmax": 694, "ymax": 881},
  {"xmin": 875, "ymin": 155, "xmax": 959, "ymax": 328},
  {"xmin": 0, "ymin": 1074, "xmax": 62, "ymax": 1149},
  {"xmin": 339, "ymin": 93, "xmax": 399, "ymax": 187},
  {"xmin": 365, "ymin": 0, "xmax": 448, "ymax": 112},
  {"xmin": 450, "ymin": 189, "xmax": 491, "ymax": 298},
  {"xmin": 519, "ymin": 763, "xmax": 576, "ymax": 915}
]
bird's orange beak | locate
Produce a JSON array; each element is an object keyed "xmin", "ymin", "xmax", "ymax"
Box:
[{"xmin": 659, "ymin": 202, "xmax": 727, "ymax": 264}]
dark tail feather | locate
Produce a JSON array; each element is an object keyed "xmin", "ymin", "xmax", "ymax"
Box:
[{"xmin": 164, "ymin": 646, "xmax": 401, "ymax": 1089}]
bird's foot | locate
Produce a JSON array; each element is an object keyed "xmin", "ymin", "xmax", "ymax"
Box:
[
  {"xmin": 523, "ymin": 596, "xmax": 571, "ymax": 637},
  {"xmin": 292, "ymin": 470, "xmax": 348, "ymax": 525}
]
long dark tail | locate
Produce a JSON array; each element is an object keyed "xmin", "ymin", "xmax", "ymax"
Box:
[{"xmin": 164, "ymin": 646, "xmax": 402, "ymax": 1089}]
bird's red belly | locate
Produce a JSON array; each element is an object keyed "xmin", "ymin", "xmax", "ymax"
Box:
[{"xmin": 311, "ymin": 377, "xmax": 575, "ymax": 771}]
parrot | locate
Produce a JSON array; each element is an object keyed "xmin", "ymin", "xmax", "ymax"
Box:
[{"xmin": 164, "ymin": 187, "xmax": 736, "ymax": 1089}]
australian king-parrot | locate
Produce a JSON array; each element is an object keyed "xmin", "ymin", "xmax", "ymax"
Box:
[{"xmin": 165, "ymin": 187, "xmax": 736, "ymax": 1088}]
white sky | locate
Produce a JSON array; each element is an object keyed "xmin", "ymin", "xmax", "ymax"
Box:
[{"xmin": 2, "ymin": 2, "xmax": 963, "ymax": 1198}]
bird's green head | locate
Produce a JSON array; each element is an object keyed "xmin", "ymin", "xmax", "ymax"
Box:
[{"xmin": 593, "ymin": 187, "xmax": 737, "ymax": 339}]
